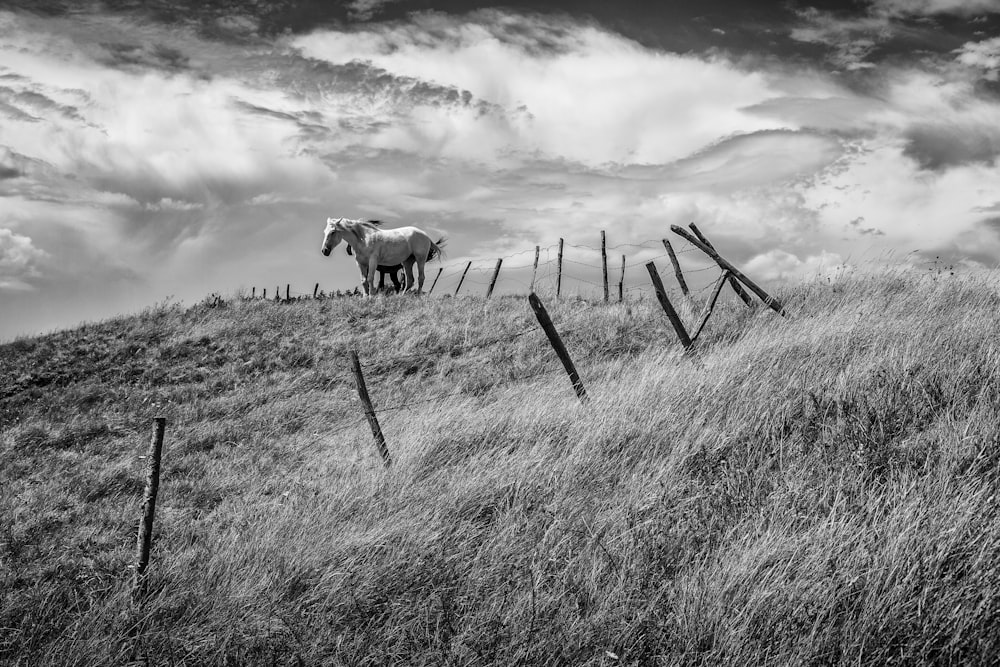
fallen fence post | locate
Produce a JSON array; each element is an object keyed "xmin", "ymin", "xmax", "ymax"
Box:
[
  {"xmin": 645, "ymin": 262, "xmax": 693, "ymax": 350},
  {"xmin": 313, "ymin": 283, "xmax": 319, "ymax": 299},
  {"xmin": 662, "ymin": 239, "xmax": 689, "ymax": 296},
  {"xmin": 691, "ymin": 271, "xmax": 730, "ymax": 342},
  {"xmin": 557, "ymin": 238, "xmax": 564, "ymax": 298},
  {"xmin": 688, "ymin": 223, "xmax": 753, "ymax": 307},
  {"xmin": 428, "ymin": 267, "xmax": 443, "ymax": 295},
  {"xmin": 670, "ymin": 225, "xmax": 786, "ymax": 316},
  {"xmin": 487, "ymin": 258, "xmax": 503, "ymax": 298},
  {"xmin": 530, "ymin": 245, "xmax": 540, "ymax": 292},
  {"xmin": 601, "ymin": 230, "xmax": 609, "ymax": 303},
  {"xmin": 618, "ymin": 254, "xmax": 625, "ymax": 303},
  {"xmin": 348, "ymin": 350, "xmax": 391, "ymax": 467},
  {"xmin": 528, "ymin": 293, "xmax": 588, "ymax": 402},
  {"xmin": 134, "ymin": 417, "xmax": 166, "ymax": 595},
  {"xmin": 455, "ymin": 261, "xmax": 472, "ymax": 296}
]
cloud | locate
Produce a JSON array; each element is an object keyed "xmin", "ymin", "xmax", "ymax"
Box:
[
  {"xmin": 870, "ymin": 0, "xmax": 1000, "ymax": 16},
  {"xmin": 955, "ymin": 36, "xmax": 1000, "ymax": 79},
  {"xmin": 744, "ymin": 249, "xmax": 845, "ymax": 283},
  {"xmin": 0, "ymin": 228, "xmax": 47, "ymax": 290}
]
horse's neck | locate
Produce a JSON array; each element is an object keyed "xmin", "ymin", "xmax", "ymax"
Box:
[{"xmin": 343, "ymin": 225, "xmax": 372, "ymax": 257}]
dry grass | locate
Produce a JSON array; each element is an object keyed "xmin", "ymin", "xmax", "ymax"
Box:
[{"xmin": 2, "ymin": 271, "xmax": 1000, "ymax": 665}]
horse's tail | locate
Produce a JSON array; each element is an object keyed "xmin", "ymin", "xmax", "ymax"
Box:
[{"xmin": 427, "ymin": 236, "xmax": 446, "ymax": 262}]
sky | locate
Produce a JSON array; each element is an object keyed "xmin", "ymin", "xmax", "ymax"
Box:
[{"xmin": 3, "ymin": 0, "xmax": 1000, "ymax": 339}]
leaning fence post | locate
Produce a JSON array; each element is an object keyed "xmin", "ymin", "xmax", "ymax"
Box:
[
  {"xmin": 348, "ymin": 350, "xmax": 391, "ymax": 467},
  {"xmin": 691, "ymin": 271, "xmax": 730, "ymax": 342},
  {"xmin": 662, "ymin": 239, "xmax": 689, "ymax": 297},
  {"xmin": 557, "ymin": 238, "xmax": 564, "ymax": 298},
  {"xmin": 487, "ymin": 258, "xmax": 503, "ymax": 298},
  {"xmin": 134, "ymin": 417, "xmax": 166, "ymax": 594},
  {"xmin": 455, "ymin": 261, "xmax": 472, "ymax": 296},
  {"xmin": 428, "ymin": 267, "xmax": 443, "ymax": 295},
  {"xmin": 645, "ymin": 262, "xmax": 693, "ymax": 350},
  {"xmin": 528, "ymin": 293, "xmax": 587, "ymax": 402},
  {"xmin": 313, "ymin": 283, "xmax": 319, "ymax": 298},
  {"xmin": 618, "ymin": 254, "xmax": 625, "ymax": 303},
  {"xmin": 601, "ymin": 230, "xmax": 609, "ymax": 303},
  {"xmin": 688, "ymin": 223, "xmax": 753, "ymax": 307},
  {"xmin": 671, "ymin": 225, "xmax": 786, "ymax": 316},
  {"xmin": 530, "ymin": 245, "xmax": 540, "ymax": 292}
]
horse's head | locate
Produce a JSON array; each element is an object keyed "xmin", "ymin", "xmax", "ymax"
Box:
[{"xmin": 321, "ymin": 217, "xmax": 344, "ymax": 256}]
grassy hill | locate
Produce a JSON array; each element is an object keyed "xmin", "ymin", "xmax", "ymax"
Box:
[{"xmin": 2, "ymin": 271, "xmax": 1000, "ymax": 665}]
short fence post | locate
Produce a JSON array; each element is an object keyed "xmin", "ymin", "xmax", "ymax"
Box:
[
  {"xmin": 275, "ymin": 286, "xmax": 280, "ymax": 302},
  {"xmin": 645, "ymin": 262, "xmax": 693, "ymax": 350},
  {"xmin": 601, "ymin": 230, "xmax": 609, "ymax": 303},
  {"xmin": 662, "ymin": 239, "xmax": 689, "ymax": 297},
  {"xmin": 455, "ymin": 261, "xmax": 472, "ymax": 296},
  {"xmin": 530, "ymin": 245, "xmax": 540, "ymax": 292},
  {"xmin": 286, "ymin": 284, "xmax": 290, "ymax": 302},
  {"xmin": 313, "ymin": 283, "xmax": 319, "ymax": 298},
  {"xmin": 348, "ymin": 351, "xmax": 391, "ymax": 467},
  {"xmin": 671, "ymin": 225, "xmax": 785, "ymax": 316},
  {"xmin": 262, "ymin": 288, "xmax": 267, "ymax": 300},
  {"xmin": 252, "ymin": 286, "xmax": 256, "ymax": 299},
  {"xmin": 691, "ymin": 271, "xmax": 730, "ymax": 342},
  {"xmin": 528, "ymin": 293, "xmax": 588, "ymax": 402},
  {"xmin": 134, "ymin": 417, "xmax": 166, "ymax": 595},
  {"xmin": 556, "ymin": 238, "xmax": 564, "ymax": 299},
  {"xmin": 487, "ymin": 258, "xmax": 503, "ymax": 298},
  {"xmin": 688, "ymin": 223, "xmax": 753, "ymax": 307},
  {"xmin": 428, "ymin": 267, "xmax": 443, "ymax": 295},
  {"xmin": 618, "ymin": 254, "xmax": 625, "ymax": 303}
]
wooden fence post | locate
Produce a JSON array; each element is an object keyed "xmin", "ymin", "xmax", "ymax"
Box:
[
  {"xmin": 528, "ymin": 293, "xmax": 587, "ymax": 402},
  {"xmin": 455, "ymin": 261, "xmax": 472, "ymax": 296},
  {"xmin": 134, "ymin": 417, "xmax": 166, "ymax": 594},
  {"xmin": 618, "ymin": 255, "xmax": 625, "ymax": 303},
  {"xmin": 601, "ymin": 230, "xmax": 609, "ymax": 303},
  {"xmin": 557, "ymin": 238, "xmax": 564, "ymax": 298},
  {"xmin": 262, "ymin": 288, "xmax": 267, "ymax": 300},
  {"xmin": 645, "ymin": 262, "xmax": 693, "ymax": 350},
  {"xmin": 286, "ymin": 284, "xmax": 290, "ymax": 302},
  {"xmin": 348, "ymin": 351, "xmax": 391, "ymax": 467},
  {"xmin": 662, "ymin": 239, "xmax": 689, "ymax": 297},
  {"xmin": 530, "ymin": 245, "xmax": 540, "ymax": 292},
  {"xmin": 691, "ymin": 271, "xmax": 730, "ymax": 342},
  {"xmin": 688, "ymin": 223, "xmax": 753, "ymax": 307},
  {"xmin": 486, "ymin": 258, "xmax": 503, "ymax": 298},
  {"xmin": 313, "ymin": 283, "xmax": 319, "ymax": 298},
  {"xmin": 275, "ymin": 286, "xmax": 280, "ymax": 302},
  {"xmin": 252, "ymin": 286, "xmax": 256, "ymax": 299},
  {"xmin": 428, "ymin": 267, "xmax": 443, "ymax": 295},
  {"xmin": 670, "ymin": 225, "xmax": 786, "ymax": 316}
]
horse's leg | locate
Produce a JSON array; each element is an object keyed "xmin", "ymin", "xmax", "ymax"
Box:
[
  {"xmin": 390, "ymin": 266, "xmax": 403, "ymax": 293},
  {"xmin": 415, "ymin": 255, "xmax": 426, "ymax": 294},
  {"xmin": 358, "ymin": 263, "xmax": 371, "ymax": 297},
  {"xmin": 402, "ymin": 258, "xmax": 416, "ymax": 293},
  {"xmin": 366, "ymin": 256, "xmax": 379, "ymax": 297}
]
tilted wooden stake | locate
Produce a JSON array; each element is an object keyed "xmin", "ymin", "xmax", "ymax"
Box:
[
  {"xmin": 349, "ymin": 350, "xmax": 391, "ymax": 467},
  {"xmin": 688, "ymin": 223, "xmax": 753, "ymax": 307},
  {"xmin": 428, "ymin": 267, "xmax": 443, "ymax": 294},
  {"xmin": 670, "ymin": 225, "xmax": 786, "ymax": 316},
  {"xmin": 645, "ymin": 262, "xmax": 693, "ymax": 350},
  {"xmin": 662, "ymin": 239, "xmax": 689, "ymax": 296},
  {"xmin": 487, "ymin": 258, "xmax": 503, "ymax": 298},
  {"xmin": 528, "ymin": 293, "xmax": 588, "ymax": 402},
  {"xmin": 691, "ymin": 271, "xmax": 730, "ymax": 342},
  {"xmin": 454, "ymin": 261, "xmax": 472, "ymax": 296},
  {"xmin": 530, "ymin": 245, "xmax": 540, "ymax": 291},
  {"xmin": 134, "ymin": 417, "xmax": 166, "ymax": 593},
  {"xmin": 313, "ymin": 283, "xmax": 319, "ymax": 298}
]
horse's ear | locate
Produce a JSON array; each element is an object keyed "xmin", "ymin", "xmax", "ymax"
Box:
[{"xmin": 346, "ymin": 245, "xmax": 353, "ymax": 256}]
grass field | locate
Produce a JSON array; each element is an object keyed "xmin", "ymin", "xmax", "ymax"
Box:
[{"xmin": 2, "ymin": 270, "xmax": 1000, "ymax": 665}]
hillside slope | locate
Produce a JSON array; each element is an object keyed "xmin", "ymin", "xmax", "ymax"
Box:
[{"xmin": 2, "ymin": 274, "xmax": 1000, "ymax": 665}]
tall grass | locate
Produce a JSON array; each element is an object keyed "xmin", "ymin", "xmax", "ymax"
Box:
[{"xmin": 2, "ymin": 271, "xmax": 1000, "ymax": 665}]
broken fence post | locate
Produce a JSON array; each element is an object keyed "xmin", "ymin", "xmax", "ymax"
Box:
[
  {"xmin": 487, "ymin": 258, "xmax": 503, "ymax": 298},
  {"xmin": 645, "ymin": 262, "xmax": 693, "ymax": 350},
  {"xmin": 688, "ymin": 223, "xmax": 753, "ymax": 308},
  {"xmin": 662, "ymin": 238, "xmax": 689, "ymax": 297},
  {"xmin": 134, "ymin": 417, "xmax": 166, "ymax": 594},
  {"xmin": 528, "ymin": 293, "xmax": 588, "ymax": 402},
  {"xmin": 454, "ymin": 261, "xmax": 472, "ymax": 296},
  {"xmin": 670, "ymin": 225, "xmax": 786, "ymax": 316},
  {"xmin": 348, "ymin": 350, "xmax": 391, "ymax": 467}
]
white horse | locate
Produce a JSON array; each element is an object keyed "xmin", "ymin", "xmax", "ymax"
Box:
[{"xmin": 321, "ymin": 218, "xmax": 446, "ymax": 296}]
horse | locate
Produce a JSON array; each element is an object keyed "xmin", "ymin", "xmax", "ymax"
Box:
[
  {"xmin": 344, "ymin": 243, "xmax": 443, "ymax": 293},
  {"xmin": 321, "ymin": 218, "xmax": 445, "ymax": 296}
]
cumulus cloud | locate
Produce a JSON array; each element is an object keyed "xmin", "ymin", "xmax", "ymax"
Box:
[
  {"xmin": 0, "ymin": 228, "xmax": 47, "ymax": 290},
  {"xmin": 955, "ymin": 36, "xmax": 1000, "ymax": 79},
  {"xmin": 744, "ymin": 249, "xmax": 846, "ymax": 283},
  {"xmin": 870, "ymin": 0, "xmax": 1000, "ymax": 16}
]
